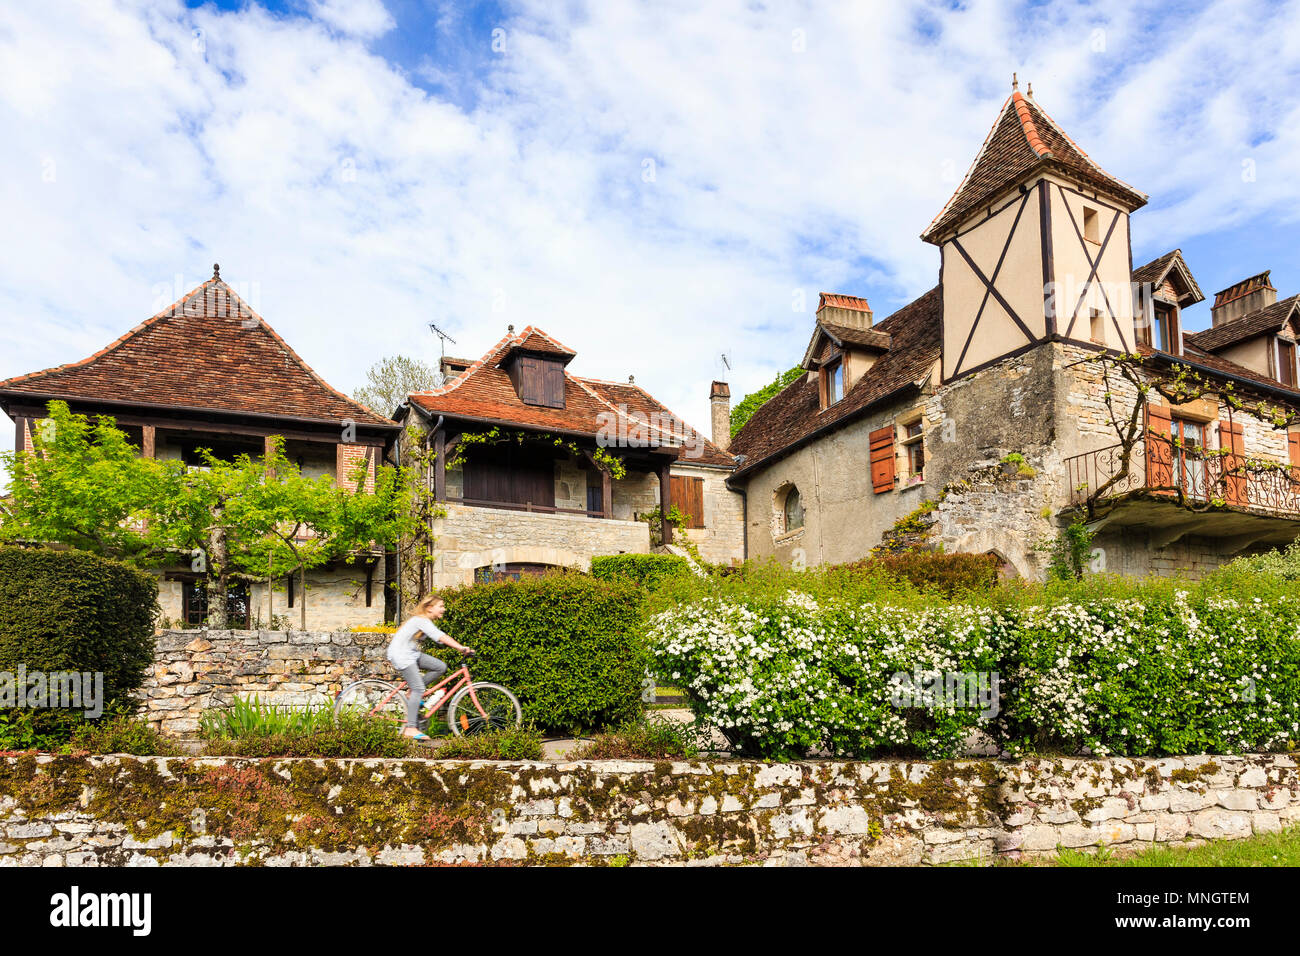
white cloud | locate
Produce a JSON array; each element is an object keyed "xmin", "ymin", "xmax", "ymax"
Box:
[
  {"xmin": 306, "ymin": 0, "xmax": 395, "ymax": 38},
  {"xmin": 1, "ymin": 0, "xmax": 1299, "ymax": 472}
]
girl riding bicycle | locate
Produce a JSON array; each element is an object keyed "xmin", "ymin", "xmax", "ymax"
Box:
[{"xmin": 388, "ymin": 594, "xmax": 474, "ymax": 741}]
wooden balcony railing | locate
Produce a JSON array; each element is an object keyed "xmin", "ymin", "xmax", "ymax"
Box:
[{"xmin": 445, "ymin": 496, "xmax": 608, "ymax": 519}]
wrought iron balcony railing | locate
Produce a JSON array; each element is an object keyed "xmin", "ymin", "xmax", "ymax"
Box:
[{"xmin": 1065, "ymin": 433, "xmax": 1300, "ymax": 516}]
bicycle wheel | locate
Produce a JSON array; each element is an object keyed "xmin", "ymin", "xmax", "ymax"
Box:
[
  {"xmin": 445, "ymin": 683, "xmax": 522, "ymax": 736},
  {"xmin": 334, "ymin": 679, "xmax": 409, "ymax": 726}
]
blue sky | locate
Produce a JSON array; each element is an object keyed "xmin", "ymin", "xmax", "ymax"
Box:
[{"xmin": 3, "ymin": 0, "xmax": 1300, "ymax": 464}]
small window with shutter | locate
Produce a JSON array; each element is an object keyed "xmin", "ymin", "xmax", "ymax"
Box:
[{"xmin": 507, "ymin": 354, "xmax": 567, "ymax": 408}]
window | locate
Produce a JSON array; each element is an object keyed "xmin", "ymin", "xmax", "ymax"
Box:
[
  {"xmin": 506, "ymin": 354, "xmax": 566, "ymax": 408},
  {"xmin": 1153, "ymin": 303, "xmax": 1175, "ymax": 353},
  {"xmin": 1090, "ymin": 309, "xmax": 1105, "ymax": 344},
  {"xmin": 182, "ymin": 581, "xmax": 250, "ymax": 629},
  {"xmin": 1171, "ymin": 417, "xmax": 1207, "ymax": 499},
  {"xmin": 901, "ymin": 419, "xmax": 924, "ymax": 483},
  {"xmin": 1279, "ymin": 338, "xmax": 1297, "ymax": 387},
  {"xmin": 1082, "ymin": 205, "xmax": 1099, "ymax": 243},
  {"xmin": 821, "ymin": 359, "xmax": 843, "ymax": 408},
  {"xmin": 781, "ymin": 486, "xmax": 803, "ymax": 533}
]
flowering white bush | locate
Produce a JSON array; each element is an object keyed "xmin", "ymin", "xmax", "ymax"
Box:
[
  {"xmin": 649, "ymin": 590, "xmax": 1300, "ymax": 759},
  {"xmin": 999, "ymin": 592, "xmax": 1300, "ymax": 756},
  {"xmin": 647, "ymin": 592, "xmax": 999, "ymax": 759}
]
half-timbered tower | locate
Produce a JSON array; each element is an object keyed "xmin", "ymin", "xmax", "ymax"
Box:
[{"xmin": 728, "ymin": 82, "xmax": 1300, "ymax": 579}]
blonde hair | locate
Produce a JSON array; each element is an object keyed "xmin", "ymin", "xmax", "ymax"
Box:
[{"xmin": 415, "ymin": 594, "xmax": 443, "ymax": 614}]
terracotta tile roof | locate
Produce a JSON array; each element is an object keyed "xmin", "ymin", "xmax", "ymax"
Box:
[
  {"xmin": 730, "ymin": 286, "xmax": 941, "ymax": 475},
  {"xmin": 0, "ymin": 277, "xmax": 395, "ymax": 428},
  {"xmin": 923, "ymin": 92, "xmax": 1147, "ymax": 243},
  {"xmin": 1185, "ymin": 295, "xmax": 1299, "ymax": 352},
  {"xmin": 818, "ymin": 293, "xmax": 872, "ymax": 313},
  {"xmin": 502, "ymin": 328, "xmax": 577, "ymax": 363},
  {"xmin": 1213, "ymin": 271, "xmax": 1275, "ymax": 310},
  {"xmin": 408, "ymin": 325, "xmax": 734, "ymax": 467}
]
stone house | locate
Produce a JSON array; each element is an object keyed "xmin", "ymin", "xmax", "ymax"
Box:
[
  {"xmin": 393, "ymin": 325, "xmax": 744, "ymax": 595},
  {"xmin": 727, "ymin": 82, "xmax": 1300, "ymax": 579},
  {"xmin": 0, "ymin": 268, "xmax": 400, "ymax": 628}
]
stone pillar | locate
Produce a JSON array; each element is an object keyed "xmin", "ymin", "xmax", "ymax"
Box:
[{"xmin": 710, "ymin": 381, "xmax": 731, "ymax": 451}]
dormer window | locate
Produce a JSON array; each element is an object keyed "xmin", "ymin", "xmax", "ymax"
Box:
[
  {"xmin": 505, "ymin": 353, "xmax": 566, "ymax": 408},
  {"xmin": 820, "ymin": 358, "xmax": 844, "ymax": 409},
  {"xmin": 1278, "ymin": 338, "xmax": 1297, "ymax": 387}
]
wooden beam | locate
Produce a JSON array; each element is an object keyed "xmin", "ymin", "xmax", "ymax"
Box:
[
  {"xmin": 142, "ymin": 424, "xmax": 156, "ymax": 459},
  {"xmin": 602, "ymin": 468, "xmax": 612, "ymax": 519},
  {"xmin": 13, "ymin": 417, "xmax": 28, "ymax": 454},
  {"xmin": 659, "ymin": 462, "xmax": 673, "ymax": 544},
  {"xmin": 3, "ymin": 404, "xmax": 387, "ymax": 447},
  {"xmin": 433, "ymin": 427, "xmax": 446, "ymax": 502}
]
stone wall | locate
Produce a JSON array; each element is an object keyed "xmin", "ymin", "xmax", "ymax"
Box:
[
  {"xmin": 0, "ymin": 753, "xmax": 1293, "ymax": 867},
  {"xmin": 140, "ymin": 629, "xmax": 390, "ymax": 736},
  {"xmin": 430, "ymin": 503, "xmax": 651, "ymax": 588},
  {"xmin": 156, "ymin": 565, "xmax": 385, "ymax": 633}
]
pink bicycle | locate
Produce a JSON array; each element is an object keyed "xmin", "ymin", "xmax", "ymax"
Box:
[{"xmin": 334, "ymin": 661, "xmax": 522, "ymax": 736}]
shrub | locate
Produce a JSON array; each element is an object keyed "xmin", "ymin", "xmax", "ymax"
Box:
[
  {"xmin": 570, "ymin": 715, "xmax": 701, "ymax": 760},
  {"xmin": 199, "ymin": 695, "xmax": 337, "ymax": 739},
  {"xmin": 995, "ymin": 593, "xmax": 1300, "ymax": 757},
  {"xmin": 648, "ymin": 587, "xmax": 1300, "ymax": 759},
  {"xmin": 649, "ymin": 592, "xmax": 1000, "ymax": 760},
  {"xmin": 590, "ymin": 553, "xmax": 691, "ymax": 592},
  {"xmin": 432, "ymin": 725, "xmax": 543, "ymax": 760},
  {"xmin": 200, "ymin": 711, "xmax": 413, "ymax": 758},
  {"xmin": 439, "ymin": 574, "xmax": 648, "ymax": 734},
  {"xmin": 0, "ymin": 547, "xmax": 157, "ymax": 741},
  {"xmin": 837, "ymin": 551, "xmax": 1001, "ymax": 597},
  {"xmin": 68, "ymin": 714, "xmax": 182, "ymax": 756}
]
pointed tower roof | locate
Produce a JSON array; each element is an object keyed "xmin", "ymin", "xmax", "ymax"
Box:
[
  {"xmin": 922, "ymin": 87, "xmax": 1147, "ymax": 244},
  {"xmin": 0, "ymin": 270, "xmax": 395, "ymax": 428}
]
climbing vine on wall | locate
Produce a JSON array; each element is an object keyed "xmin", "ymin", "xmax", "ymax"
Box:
[{"xmin": 443, "ymin": 427, "xmax": 626, "ymax": 480}]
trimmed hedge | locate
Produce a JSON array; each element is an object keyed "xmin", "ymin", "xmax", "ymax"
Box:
[
  {"xmin": 649, "ymin": 588, "xmax": 1300, "ymax": 760},
  {"xmin": 439, "ymin": 574, "xmax": 648, "ymax": 734},
  {"xmin": 837, "ymin": 551, "xmax": 1001, "ymax": 596},
  {"xmin": 590, "ymin": 553, "xmax": 690, "ymax": 592},
  {"xmin": 0, "ymin": 547, "xmax": 157, "ymax": 716}
]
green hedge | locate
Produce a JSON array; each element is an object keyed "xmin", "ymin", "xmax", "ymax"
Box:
[
  {"xmin": 590, "ymin": 553, "xmax": 690, "ymax": 592},
  {"xmin": 837, "ymin": 551, "xmax": 1001, "ymax": 596},
  {"xmin": 649, "ymin": 587, "xmax": 1300, "ymax": 760},
  {"xmin": 0, "ymin": 547, "xmax": 157, "ymax": 724},
  {"xmin": 439, "ymin": 574, "xmax": 648, "ymax": 734}
]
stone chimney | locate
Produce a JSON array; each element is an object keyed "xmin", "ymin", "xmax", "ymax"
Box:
[
  {"xmin": 709, "ymin": 380, "xmax": 731, "ymax": 451},
  {"xmin": 817, "ymin": 293, "xmax": 873, "ymax": 330},
  {"xmin": 1211, "ymin": 271, "xmax": 1277, "ymax": 327}
]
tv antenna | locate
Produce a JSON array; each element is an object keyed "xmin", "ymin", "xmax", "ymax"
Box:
[
  {"xmin": 720, "ymin": 352, "xmax": 732, "ymax": 372},
  {"xmin": 428, "ymin": 322, "xmax": 457, "ymax": 358}
]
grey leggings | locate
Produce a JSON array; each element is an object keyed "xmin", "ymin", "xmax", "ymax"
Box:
[{"xmin": 400, "ymin": 653, "xmax": 448, "ymax": 728}]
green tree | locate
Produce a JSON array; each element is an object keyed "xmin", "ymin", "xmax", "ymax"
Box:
[
  {"xmin": 353, "ymin": 355, "xmax": 441, "ymax": 419},
  {"xmin": 1, "ymin": 403, "xmax": 416, "ymax": 630},
  {"xmin": 0, "ymin": 402, "xmax": 184, "ymax": 563},
  {"xmin": 730, "ymin": 366, "xmax": 805, "ymax": 436}
]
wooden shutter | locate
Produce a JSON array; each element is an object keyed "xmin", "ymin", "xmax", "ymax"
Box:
[
  {"xmin": 670, "ymin": 476, "xmax": 705, "ymax": 528},
  {"xmin": 869, "ymin": 426, "xmax": 896, "ymax": 494},
  {"xmin": 1145, "ymin": 404, "xmax": 1173, "ymax": 493},
  {"xmin": 1288, "ymin": 432, "xmax": 1300, "ymax": 468},
  {"xmin": 543, "ymin": 361, "xmax": 566, "ymax": 408},
  {"xmin": 1217, "ymin": 420, "xmax": 1247, "ymax": 507}
]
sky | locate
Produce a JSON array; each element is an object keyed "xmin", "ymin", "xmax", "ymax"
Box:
[{"xmin": 2, "ymin": 0, "xmax": 1300, "ymax": 467}]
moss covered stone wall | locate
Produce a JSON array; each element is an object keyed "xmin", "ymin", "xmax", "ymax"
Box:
[{"xmin": 0, "ymin": 753, "xmax": 1295, "ymax": 866}]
